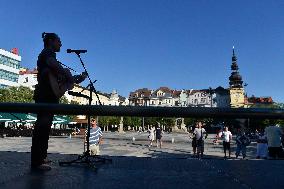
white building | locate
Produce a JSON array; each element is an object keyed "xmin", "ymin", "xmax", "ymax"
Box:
[
  {"xmin": 64, "ymin": 84, "xmax": 110, "ymax": 105},
  {"xmin": 188, "ymin": 89, "xmax": 213, "ymax": 107},
  {"xmin": 65, "ymin": 85, "xmax": 124, "ymax": 106},
  {"xmin": 129, "ymin": 87, "xmax": 180, "ymax": 107},
  {"xmin": 149, "ymin": 87, "xmax": 176, "ymax": 107},
  {"xmin": 18, "ymin": 68, "xmax": 38, "ymax": 90},
  {"xmin": 0, "ymin": 48, "xmax": 21, "ymax": 88}
]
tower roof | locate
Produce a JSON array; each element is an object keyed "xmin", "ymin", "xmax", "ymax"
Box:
[{"xmin": 229, "ymin": 47, "xmax": 243, "ymax": 88}]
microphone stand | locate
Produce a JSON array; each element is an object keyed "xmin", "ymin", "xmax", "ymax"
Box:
[{"xmin": 59, "ymin": 52, "xmax": 111, "ymax": 168}]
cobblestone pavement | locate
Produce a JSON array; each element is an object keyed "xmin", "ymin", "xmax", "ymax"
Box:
[
  {"xmin": 0, "ymin": 133, "xmax": 283, "ymax": 189},
  {"xmin": 0, "ymin": 133, "xmax": 256, "ymax": 158}
]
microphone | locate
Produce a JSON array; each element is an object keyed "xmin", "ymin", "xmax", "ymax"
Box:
[
  {"xmin": 68, "ymin": 91, "xmax": 90, "ymax": 99},
  {"xmin": 66, "ymin": 49, "xmax": 87, "ymax": 54}
]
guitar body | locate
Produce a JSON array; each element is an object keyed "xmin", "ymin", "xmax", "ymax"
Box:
[{"xmin": 48, "ymin": 68, "xmax": 74, "ymax": 98}]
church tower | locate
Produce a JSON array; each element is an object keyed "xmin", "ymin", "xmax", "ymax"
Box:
[{"xmin": 229, "ymin": 47, "xmax": 245, "ymax": 108}]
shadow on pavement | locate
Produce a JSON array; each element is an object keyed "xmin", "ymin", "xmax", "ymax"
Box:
[{"xmin": 0, "ymin": 150, "xmax": 284, "ymax": 189}]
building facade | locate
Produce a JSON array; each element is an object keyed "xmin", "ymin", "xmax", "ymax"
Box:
[
  {"xmin": 0, "ymin": 48, "xmax": 21, "ymax": 88},
  {"xmin": 18, "ymin": 68, "xmax": 38, "ymax": 90},
  {"xmin": 129, "ymin": 87, "xmax": 230, "ymax": 108},
  {"xmin": 188, "ymin": 89, "xmax": 214, "ymax": 107}
]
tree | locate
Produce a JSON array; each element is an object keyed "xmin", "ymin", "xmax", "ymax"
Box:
[
  {"xmin": 59, "ymin": 96, "xmax": 69, "ymax": 104},
  {"xmin": 123, "ymin": 117, "xmax": 142, "ymax": 130},
  {"xmin": 0, "ymin": 86, "xmax": 34, "ymax": 103},
  {"xmin": 0, "ymin": 88, "xmax": 10, "ymax": 102}
]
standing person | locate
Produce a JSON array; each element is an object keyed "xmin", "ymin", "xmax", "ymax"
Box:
[
  {"xmin": 190, "ymin": 125, "xmax": 198, "ymax": 157},
  {"xmin": 87, "ymin": 118, "xmax": 103, "ymax": 155},
  {"xmin": 193, "ymin": 121, "xmax": 208, "ymax": 159},
  {"xmin": 256, "ymin": 128, "xmax": 268, "ymax": 159},
  {"xmin": 31, "ymin": 33, "xmax": 86, "ymax": 171},
  {"xmin": 148, "ymin": 126, "xmax": 155, "ymax": 147},
  {"xmin": 265, "ymin": 124, "xmax": 284, "ymax": 159},
  {"xmin": 156, "ymin": 123, "xmax": 162, "ymax": 148},
  {"xmin": 219, "ymin": 126, "xmax": 233, "ymax": 159},
  {"xmin": 235, "ymin": 129, "xmax": 250, "ymax": 159}
]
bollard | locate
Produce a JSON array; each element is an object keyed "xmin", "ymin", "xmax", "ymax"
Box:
[
  {"xmin": 132, "ymin": 137, "xmax": 136, "ymax": 142},
  {"xmin": 172, "ymin": 138, "xmax": 175, "ymax": 143},
  {"xmin": 69, "ymin": 134, "xmax": 72, "ymax": 139}
]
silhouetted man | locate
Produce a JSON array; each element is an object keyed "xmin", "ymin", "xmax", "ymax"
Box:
[{"xmin": 31, "ymin": 33, "xmax": 86, "ymax": 170}]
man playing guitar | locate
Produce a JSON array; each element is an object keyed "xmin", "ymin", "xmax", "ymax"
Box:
[{"xmin": 31, "ymin": 32, "xmax": 87, "ymax": 171}]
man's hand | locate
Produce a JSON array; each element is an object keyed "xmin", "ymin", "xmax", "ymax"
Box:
[
  {"xmin": 81, "ymin": 72, "xmax": 88, "ymax": 79},
  {"xmin": 73, "ymin": 72, "xmax": 88, "ymax": 84}
]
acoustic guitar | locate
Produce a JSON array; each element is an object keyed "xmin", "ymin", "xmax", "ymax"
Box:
[{"xmin": 48, "ymin": 68, "xmax": 75, "ymax": 98}]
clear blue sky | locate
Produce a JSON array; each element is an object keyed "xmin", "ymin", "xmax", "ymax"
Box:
[{"xmin": 1, "ymin": 0, "xmax": 284, "ymax": 102}]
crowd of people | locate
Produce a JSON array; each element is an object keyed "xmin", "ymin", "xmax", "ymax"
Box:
[
  {"xmin": 145, "ymin": 120, "xmax": 284, "ymax": 160},
  {"xmin": 190, "ymin": 121, "xmax": 284, "ymax": 160}
]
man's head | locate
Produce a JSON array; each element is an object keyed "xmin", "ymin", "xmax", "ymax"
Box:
[
  {"xmin": 224, "ymin": 126, "xmax": 229, "ymax": 131},
  {"xmin": 42, "ymin": 32, "xmax": 62, "ymax": 52},
  {"xmin": 196, "ymin": 121, "xmax": 203, "ymax": 128},
  {"xmin": 91, "ymin": 118, "xmax": 97, "ymax": 128}
]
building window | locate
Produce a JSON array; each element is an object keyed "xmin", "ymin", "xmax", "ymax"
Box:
[
  {"xmin": 0, "ymin": 84, "xmax": 8, "ymax": 89},
  {"xmin": 0, "ymin": 55, "xmax": 20, "ymax": 69},
  {"xmin": 0, "ymin": 69, "xmax": 19, "ymax": 82},
  {"xmin": 200, "ymin": 98, "xmax": 206, "ymax": 103}
]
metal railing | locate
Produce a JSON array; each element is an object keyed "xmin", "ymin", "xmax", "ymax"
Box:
[{"xmin": 0, "ymin": 103, "xmax": 284, "ymax": 119}]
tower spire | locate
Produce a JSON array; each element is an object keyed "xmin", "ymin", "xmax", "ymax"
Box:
[
  {"xmin": 229, "ymin": 47, "xmax": 243, "ymax": 88},
  {"xmin": 232, "ymin": 46, "xmax": 237, "ymax": 62}
]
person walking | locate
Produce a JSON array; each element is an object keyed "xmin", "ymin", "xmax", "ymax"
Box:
[
  {"xmin": 235, "ymin": 129, "xmax": 250, "ymax": 159},
  {"xmin": 156, "ymin": 123, "xmax": 163, "ymax": 148},
  {"xmin": 148, "ymin": 126, "xmax": 155, "ymax": 147},
  {"xmin": 265, "ymin": 124, "xmax": 284, "ymax": 159},
  {"xmin": 256, "ymin": 128, "xmax": 268, "ymax": 159},
  {"xmin": 190, "ymin": 125, "xmax": 198, "ymax": 157},
  {"xmin": 193, "ymin": 121, "xmax": 208, "ymax": 159},
  {"xmin": 219, "ymin": 126, "xmax": 232, "ymax": 159}
]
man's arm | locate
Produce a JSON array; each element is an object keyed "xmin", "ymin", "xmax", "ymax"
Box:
[
  {"xmin": 229, "ymin": 132, "xmax": 233, "ymax": 142},
  {"xmin": 218, "ymin": 131, "xmax": 222, "ymax": 139},
  {"xmin": 98, "ymin": 128, "xmax": 103, "ymax": 145},
  {"xmin": 98, "ymin": 136, "xmax": 103, "ymax": 145},
  {"xmin": 204, "ymin": 129, "xmax": 208, "ymax": 139}
]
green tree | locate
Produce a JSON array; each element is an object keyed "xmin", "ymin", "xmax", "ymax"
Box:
[
  {"xmin": 0, "ymin": 86, "xmax": 34, "ymax": 103},
  {"xmin": 59, "ymin": 96, "xmax": 69, "ymax": 104},
  {"xmin": 0, "ymin": 88, "xmax": 10, "ymax": 102},
  {"xmin": 123, "ymin": 117, "xmax": 142, "ymax": 130}
]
